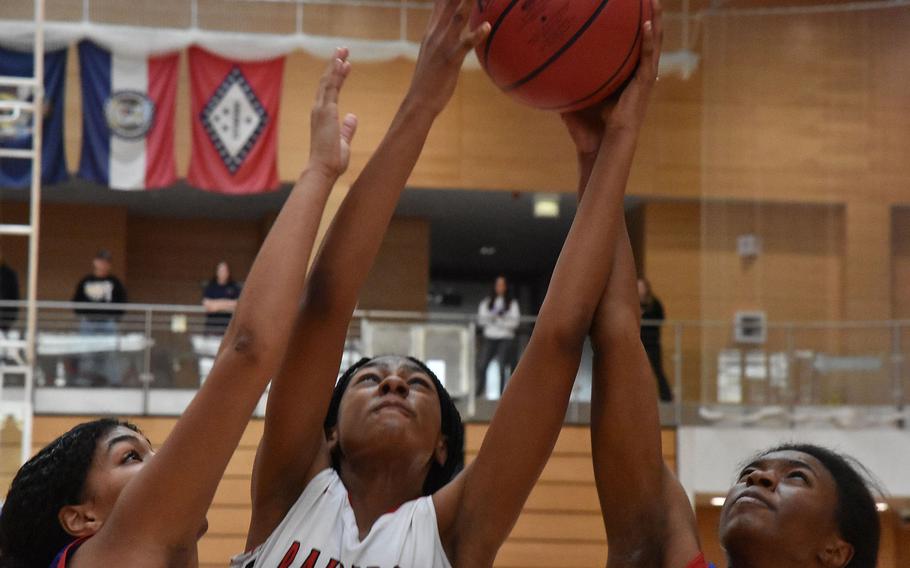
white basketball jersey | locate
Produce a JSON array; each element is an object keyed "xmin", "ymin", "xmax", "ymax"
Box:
[{"xmin": 231, "ymin": 469, "xmax": 452, "ymax": 568}]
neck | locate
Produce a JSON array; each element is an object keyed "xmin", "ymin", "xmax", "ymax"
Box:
[{"xmin": 340, "ymin": 458, "xmax": 428, "ymax": 539}]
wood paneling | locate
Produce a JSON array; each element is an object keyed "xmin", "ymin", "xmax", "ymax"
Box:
[
  {"xmin": 28, "ymin": 416, "xmax": 676, "ymax": 567},
  {"xmin": 358, "ymin": 217, "xmax": 430, "ymax": 312},
  {"xmin": 0, "ymin": 202, "xmax": 128, "ymax": 301},
  {"xmin": 891, "ymin": 208, "xmax": 910, "ymax": 319},
  {"xmin": 125, "ymin": 216, "xmax": 262, "ymax": 305}
]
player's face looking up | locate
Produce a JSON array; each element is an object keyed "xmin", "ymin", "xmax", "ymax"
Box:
[
  {"xmin": 329, "ymin": 356, "xmax": 447, "ymax": 482},
  {"xmin": 58, "ymin": 427, "xmax": 154, "ymax": 537},
  {"xmin": 719, "ymin": 450, "xmax": 851, "ymax": 567}
]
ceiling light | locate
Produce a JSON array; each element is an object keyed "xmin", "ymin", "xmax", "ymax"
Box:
[
  {"xmin": 710, "ymin": 497, "xmax": 726, "ymax": 507},
  {"xmin": 480, "ymin": 246, "xmax": 496, "ymax": 256}
]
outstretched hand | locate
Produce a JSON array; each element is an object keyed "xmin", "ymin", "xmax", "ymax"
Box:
[
  {"xmin": 309, "ymin": 47, "xmax": 359, "ymax": 179},
  {"xmin": 601, "ymin": 0, "xmax": 663, "ymax": 130},
  {"xmin": 406, "ymin": 0, "xmax": 491, "ymax": 115}
]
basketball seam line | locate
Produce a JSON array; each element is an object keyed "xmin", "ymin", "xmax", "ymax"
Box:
[
  {"xmin": 540, "ymin": 0, "xmax": 644, "ymax": 111},
  {"xmin": 501, "ymin": 0, "xmax": 613, "ymax": 93},
  {"xmin": 481, "ymin": 0, "xmax": 522, "ymax": 69}
]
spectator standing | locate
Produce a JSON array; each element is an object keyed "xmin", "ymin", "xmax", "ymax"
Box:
[
  {"xmin": 476, "ymin": 275, "xmax": 520, "ymax": 398},
  {"xmin": 202, "ymin": 260, "xmax": 241, "ymax": 334},
  {"xmin": 638, "ymin": 277, "xmax": 673, "ymax": 402},
  {"xmin": 72, "ymin": 250, "xmax": 128, "ymax": 384}
]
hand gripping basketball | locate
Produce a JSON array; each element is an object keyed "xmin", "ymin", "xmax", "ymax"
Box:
[
  {"xmin": 309, "ymin": 47, "xmax": 359, "ymax": 179},
  {"xmin": 601, "ymin": 0, "xmax": 663, "ymax": 130},
  {"xmin": 406, "ymin": 0, "xmax": 491, "ymax": 116}
]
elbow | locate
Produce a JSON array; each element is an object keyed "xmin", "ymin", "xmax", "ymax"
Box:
[{"xmin": 219, "ymin": 324, "xmax": 264, "ymax": 368}]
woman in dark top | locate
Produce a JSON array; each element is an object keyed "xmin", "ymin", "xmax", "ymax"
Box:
[
  {"xmin": 202, "ymin": 261, "xmax": 241, "ymax": 334},
  {"xmin": 638, "ymin": 277, "xmax": 672, "ymax": 402}
]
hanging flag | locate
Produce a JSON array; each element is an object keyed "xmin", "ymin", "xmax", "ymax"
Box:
[
  {"xmin": 77, "ymin": 41, "xmax": 178, "ymax": 191},
  {"xmin": 0, "ymin": 46, "xmax": 68, "ymax": 189},
  {"xmin": 188, "ymin": 47, "xmax": 283, "ymax": 194}
]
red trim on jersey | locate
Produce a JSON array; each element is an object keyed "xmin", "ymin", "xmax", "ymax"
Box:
[
  {"xmin": 53, "ymin": 538, "xmax": 89, "ymax": 568},
  {"xmin": 686, "ymin": 552, "xmax": 709, "ymax": 568}
]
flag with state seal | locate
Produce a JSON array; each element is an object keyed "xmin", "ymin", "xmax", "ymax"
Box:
[
  {"xmin": 77, "ymin": 41, "xmax": 178, "ymax": 191},
  {"xmin": 0, "ymin": 46, "xmax": 68, "ymax": 189},
  {"xmin": 187, "ymin": 46, "xmax": 284, "ymax": 194}
]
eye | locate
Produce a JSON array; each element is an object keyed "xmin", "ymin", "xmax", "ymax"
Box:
[
  {"xmin": 359, "ymin": 373, "xmax": 381, "ymax": 384},
  {"xmin": 122, "ymin": 450, "xmax": 142, "ymax": 464},
  {"xmin": 788, "ymin": 471, "xmax": 810, "ymax": 483},
  {"xmin": 737, "ymin": 468, "xmax": 758, "ymax": 482},
  {"xmin": 408, "ymin": 376, "xmax": 431, "ymax": 389}
]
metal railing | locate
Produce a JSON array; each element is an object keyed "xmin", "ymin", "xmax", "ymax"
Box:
[{"xmin": 0, "ymin": 300, "xmax": 907, "ymax": 428}]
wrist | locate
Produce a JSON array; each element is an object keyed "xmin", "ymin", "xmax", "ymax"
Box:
[
  {"xmin": 400, "ymin": 92, "xmax": 443, "ymax": 122},
  {"xmin": 300, "ymin": 163, "xmax": 341, "ymax": 186}
]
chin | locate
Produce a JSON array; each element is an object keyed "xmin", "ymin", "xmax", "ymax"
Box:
[{"xmin": 719, "ymin": 513, "xmax": 780, "ymax": 556}]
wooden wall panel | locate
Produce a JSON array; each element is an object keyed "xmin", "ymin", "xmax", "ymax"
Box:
[
  {"xmin": 891, "ymin": 207, "xmax": 910, "ymax": 319},
  {"xmin": 28, "ymin": 416, "xmax": 677, "ymax": 568},
  {"xmin": 125, "ymin": 216, "xmax": 262, "ymax": 305},
  {"xmin": 358, "ymin": 217, "xmax": 430, "ymax": 312},
  {"xmin": 0, "ymin": 202, "xmax": 128, "ymax": 301}
]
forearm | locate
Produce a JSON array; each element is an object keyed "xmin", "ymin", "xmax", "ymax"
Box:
[
  {"xmin": 590, "ymin": 220, "xmax": 666, "ymax": 553},
  {"xmin": 223, "ymin": 167, "xmax": 335, "ymax": 358},
  {"xmin": 111, "ymin": 168, "xmax": 338, "ymax": 544},
  {"xmin": 537, "ymin": 125, "xmax": 640, "ymax": 341},
  {"xmin": 303, "ymin": 100, "xmax": 436, "ymax": 317}
]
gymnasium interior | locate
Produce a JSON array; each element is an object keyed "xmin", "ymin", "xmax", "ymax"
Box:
[{"xmin": 1, "ymin": 0, "xmax": 909, "ymax": 565}]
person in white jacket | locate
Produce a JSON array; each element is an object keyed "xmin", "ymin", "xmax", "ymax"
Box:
[{"xmin": 475, "ymin": 275, "xmax": 520, "ymax": 398}]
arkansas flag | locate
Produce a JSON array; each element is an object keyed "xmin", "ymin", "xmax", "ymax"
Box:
[
  {"xmin": 188, "ymin": 47, "xmax": 284, "ymax": 194},
  {"xmin": 0, "ymin": 47, "xmax": 68, "ymax": 189},
  {"xmin": 77, "ymin": 41, "xmax": 178, "ymax": 190}
]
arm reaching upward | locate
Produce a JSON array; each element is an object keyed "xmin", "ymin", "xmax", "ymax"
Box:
[
  {"xmin": 433, "ymin": 11, "xmax": 665, "ymax": 564},
  {"xmin": 246, "ymin": 0, "xmax": 490, "ymax": 549},
  {"xmin": 76, "ymin": 51, "xmax": 358, "ymax": 563}
]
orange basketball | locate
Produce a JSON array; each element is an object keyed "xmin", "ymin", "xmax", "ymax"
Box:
[{"xmin": 472, "ymin": 0, "xmax": 652, "ymax": 113}]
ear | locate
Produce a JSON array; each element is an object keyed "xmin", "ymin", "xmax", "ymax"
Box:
[
  {"xmin": 325, "ymin": 426, "xmax": 339, "ymax": 452},
  {"xmin": 818, "ymin": 536, "xmax": 853, "ymax": 568},
  {"xmin": 58, "ymin": 503, "xmax": 102, "ymax": 538},
  {"xmin": 433, "ymin": 434, "xmax": 448, "ymax": 467}
]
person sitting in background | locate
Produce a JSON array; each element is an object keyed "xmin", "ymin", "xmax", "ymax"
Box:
[
  {"xmin": 202, "ymin": 260, "xmax": 241, "ymax": 335},
  {"xmin": 475, "ymin": 275, "xmax": 520, "ymax": 398},
  {"xmin": 638, "ymin": 277, "xmax": 673, "ymax": 402},
  {"xmin": 72, "ymin": 250, "xmax": 128, "ymax": 385}
]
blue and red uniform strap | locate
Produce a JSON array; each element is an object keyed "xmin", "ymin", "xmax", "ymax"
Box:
[
  {"xmin": 685, "ymin": 552, "xmax": 713, "ymax": 568},
  {"xmin": 49, "ymin": 537, "xmax": 89, "ymax": 568}
]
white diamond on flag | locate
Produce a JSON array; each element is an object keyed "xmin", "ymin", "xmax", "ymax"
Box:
[{"xmin": 201, "ymin": 68, "xmax": 268, "ymax": 174}]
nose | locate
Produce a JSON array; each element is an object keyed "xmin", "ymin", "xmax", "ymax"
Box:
[
  {"xmin": 379, "ymin": 374, "xmax": 409, "ymax": 398},
  {"xmin": 745, "ymin": 468, "xmax": 777, "ymax": 490}
]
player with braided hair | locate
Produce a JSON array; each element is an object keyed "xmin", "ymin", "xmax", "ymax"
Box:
[
  {"xmin": 0, "ymin": 49, "xmax": 359, "ymax": 568},
  {"xmin": 237, "ymin": 1, "xmax": 663, "ymax": 566}
]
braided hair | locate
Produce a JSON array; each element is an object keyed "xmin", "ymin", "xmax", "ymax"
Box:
[
  {"xmin": 324, "ymin": 356, "xmax": 465, "ymax": 495},
  {"xmin": 0, "ymin": 418, "xmax": 140, "ymax": 568}
]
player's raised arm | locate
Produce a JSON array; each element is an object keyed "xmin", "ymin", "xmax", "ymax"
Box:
[
  {"xmin": 245, "ymin": 0, "xmax": 490, "ymax": 549},
  {"xmin": 433, "ymin": 10, "xmax": 664, "ymax": 564},
  {"xmin": 71, "ymin": 52, "xmax": 358, "ymax": 563}
]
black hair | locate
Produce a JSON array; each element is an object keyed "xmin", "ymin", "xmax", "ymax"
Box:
[
  {"xmin": 0, "ymin": 418, "xmax": 140, "ymax": 568},
  {"xmin": 486, "ymin": 275, "xmax": 514, "ymax": 312},
  {"xmin": 324, "ymin": 356, "xmax": 465, "ymax": 496},
  {"xmin": 761, "ymin": 443, "xmax": 881, "ymax": 568}
]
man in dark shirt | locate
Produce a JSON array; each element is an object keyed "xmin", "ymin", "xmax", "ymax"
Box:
[{"xmin": 72, "ymin": 250, "xmax": 128, "ymax": 385}]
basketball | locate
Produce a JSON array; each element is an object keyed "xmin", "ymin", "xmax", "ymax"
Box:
[{"xmin": 472, "ymin": 0, "xmax": 652, "ymax": 112}]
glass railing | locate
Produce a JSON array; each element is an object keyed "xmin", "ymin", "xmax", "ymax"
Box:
[{"xmin": 0, "ymin": 301, "xmax": 907, "ymax": 427}]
